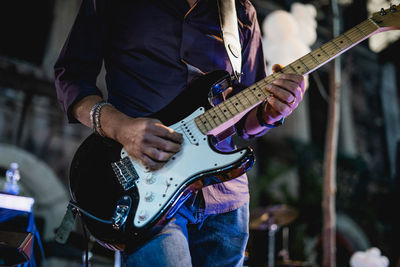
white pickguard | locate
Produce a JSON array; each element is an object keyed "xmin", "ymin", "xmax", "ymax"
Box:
[{"xmin": 120, "ymin": 107, "xmax": 246, "ymax": 228}]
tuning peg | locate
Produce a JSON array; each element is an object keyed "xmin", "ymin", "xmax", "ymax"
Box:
[
  {"xmin": 390, "ymin": 5, "xmax": 397, "ymax": 12},
  {"xmin": 380, "ymin": 8, "xmax": 387, "ymax": 15}
]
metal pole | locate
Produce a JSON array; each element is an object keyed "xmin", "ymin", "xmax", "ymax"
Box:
[
  {"xmin": 322, "ymin": 0, "xmax": 341, "ymax": 266},
  {"xmin": 268, "ymin": 224, "xmax": 279, "ymax": 267}
]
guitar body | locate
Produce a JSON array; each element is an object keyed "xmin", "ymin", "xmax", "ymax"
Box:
[
  {"xmin": 69, "ymin": 4, "xmax": 400, "ymax": 249},
  {"xmin": 69, "ymin": 70, "xmax": 255, "ymax": 248}
]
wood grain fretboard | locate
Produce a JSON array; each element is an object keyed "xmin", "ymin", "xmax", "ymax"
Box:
[{"xmin": 195, "ymin": 18, "xmax": 381, "ymax": 136}]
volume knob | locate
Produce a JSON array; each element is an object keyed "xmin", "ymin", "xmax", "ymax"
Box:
[
  {"xmin": 145, "ymin": 173, "xmax": 156, "ymax": 184},
  {"xmin": 138, "ymin": 210, "xmax": 148, "ymax": 221},
  {"xmin": 144, "ymin": 191, "xmax": 155, "ymax": 202}
]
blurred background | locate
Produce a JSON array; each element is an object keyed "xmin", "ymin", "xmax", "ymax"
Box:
[{"xmin": 0, "ymin": 0, "xmax": 399, "ymax": 266}]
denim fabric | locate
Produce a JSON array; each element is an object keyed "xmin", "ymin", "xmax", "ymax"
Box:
[{"xmin": 125, "ymin": 194, "xmax": 249, "ymax": 267}]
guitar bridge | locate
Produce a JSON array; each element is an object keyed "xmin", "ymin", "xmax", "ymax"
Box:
[{"xmin": 111, "ymin": 157, "xmax": 139, "ymax": 191}]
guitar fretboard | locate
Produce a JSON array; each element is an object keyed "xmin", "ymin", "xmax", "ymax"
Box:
[{"xmin": 195, "ymin": 18, "xmax": 380, "ymax": 136}]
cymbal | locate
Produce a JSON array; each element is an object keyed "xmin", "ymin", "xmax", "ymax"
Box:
[{"xmin": 249, "ymin": 204, "xmax": 298, "ymax": 230}]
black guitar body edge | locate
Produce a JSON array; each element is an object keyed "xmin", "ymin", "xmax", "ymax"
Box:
[{"xmin": 68, "ymin": 70, "xmax": 255, "ymax": 249}]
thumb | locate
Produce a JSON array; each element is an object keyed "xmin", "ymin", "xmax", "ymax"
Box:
[{"xmin": 271, "ymin": 63, "xmax": 284, "ymax": 73}]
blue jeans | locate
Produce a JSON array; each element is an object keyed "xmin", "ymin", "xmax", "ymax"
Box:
[{"xmin": 125, "ymin": 194, "xmax": 249, "ymax": 267}]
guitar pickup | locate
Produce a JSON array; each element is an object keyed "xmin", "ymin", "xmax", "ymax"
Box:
[
  {"xmin": 180, "ymin": 123, "xmax": 200, "ymax": 146},
  {"xmin": 111, "ymin": 157, "xmax": 139, "ymax": 191}
]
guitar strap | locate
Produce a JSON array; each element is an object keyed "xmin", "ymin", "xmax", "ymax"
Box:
[{"xmin": 217, "ymin": 0, "xmax": 242, "ymax": 82}]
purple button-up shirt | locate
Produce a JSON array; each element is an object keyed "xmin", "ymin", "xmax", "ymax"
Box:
[{"xmin": 55, "ymin": 0, "xmax": 266, "ymax": 215}]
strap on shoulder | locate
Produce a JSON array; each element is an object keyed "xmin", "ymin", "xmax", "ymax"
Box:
[{"xmin": 217, "ymin": 0, "xmax": 242, "ymax": 82}]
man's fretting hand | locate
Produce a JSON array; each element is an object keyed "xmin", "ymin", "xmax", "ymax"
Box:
[{"xmin": 261, "ymin": 64, "xmax": 305, "ymax": 124}]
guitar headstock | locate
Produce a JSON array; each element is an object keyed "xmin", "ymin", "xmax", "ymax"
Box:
[{"xmin": 371, "ymin": 4, "xmax": 400, "ymax": 30}]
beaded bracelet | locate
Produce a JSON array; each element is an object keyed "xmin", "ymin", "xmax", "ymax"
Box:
[
  {"xmin": 90, "ymin": 101, "xmax": 113, "ymax": 137},
  {"xmin": 256, "ymin": 102, "xmax": 285, "ymax": 128}
]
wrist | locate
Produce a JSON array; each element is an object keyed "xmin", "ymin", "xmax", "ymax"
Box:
[
  {"xmin": 256, "ymin": 102, "xmax": 285, "ymax": 128},
  {"xmin": 242, "ymin": 107, "xmax": 267, "ymax": 136},
  {"xmin": 90, "ymin": 101, "xmax": 115, "ymax": 137},
  {"xmin": 100, "ymin": 106, "xmax": 130, "ymax": 142}
]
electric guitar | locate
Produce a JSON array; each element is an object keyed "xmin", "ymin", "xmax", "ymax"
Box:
[{"xmin": 68, "ymin": 5, "xmax": 400, "ymax": 250}]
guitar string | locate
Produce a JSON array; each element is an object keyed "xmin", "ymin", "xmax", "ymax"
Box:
[
  {"xmin": 182, "ymin": 19, "xmax": 377, "ymax": 135},
  {"xmin": 190, "ymin": 25, "xmax": 368, "ymax": 134},
  {"xmin": 189, "ymin": 23, "xmax": 369, "ymax": 134}
]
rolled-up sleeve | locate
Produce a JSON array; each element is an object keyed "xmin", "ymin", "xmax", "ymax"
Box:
[{"xmin": 54, "ymin": 0, "xmax": 106, "ymax": 123}]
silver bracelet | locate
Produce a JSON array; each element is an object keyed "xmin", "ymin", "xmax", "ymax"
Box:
[{"xmin": 90, "ymin": 101, "xmax": 113, "ymax": 137}]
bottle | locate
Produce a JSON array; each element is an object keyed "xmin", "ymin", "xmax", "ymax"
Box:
[{"xmin": 4, "ymin": 162, "xmax": 21, "ymax": 195}]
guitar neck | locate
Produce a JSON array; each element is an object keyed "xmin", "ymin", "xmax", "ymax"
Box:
[{"xmin": 195, "ymin": 18, "xmax": 381, "ymax": 136}]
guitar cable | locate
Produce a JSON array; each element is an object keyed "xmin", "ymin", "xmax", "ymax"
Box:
[
  {"xmin": 82, "ymin": 222, "xmax": 90, "ymax": 267},
  {"xmin": 69, "ymin": 201, "xmax": 113, "ymax": 224}
]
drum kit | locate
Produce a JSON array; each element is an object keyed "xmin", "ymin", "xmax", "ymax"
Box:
[{"xmin": 249, "ymin": 204, "xmax": 309, "ymax": 267}]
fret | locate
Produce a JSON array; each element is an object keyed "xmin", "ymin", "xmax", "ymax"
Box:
[
  {"xmin": 213, "ymin": 104, "xmax": 227, "ymax": 122},
  {"xmin": 332, "ymin": 35, "xmax": 352, "ymax": 50},
  {"xmin": 217, "ymin": 102, "xmax": 234, "ymax": 120},
  {"xmin": 248, "ymin": 85, "xmax": 263, "ymax": 103},
  {"xmin": 257, "ymin": 84, "xmax": 271, "ymax": 102},
  {"xmin": 270, "ymin": 72, "xmax": 280, "ymax": 81},
  {"xmin": 360, "ymin": 20, "xmax": 378, "ymax": 35},
  {"xmin": 262, "ymin": 74, "xmax": 276, "ymax": 85},
  {"xmin": 367, "ymin": 18, "xmax": 380, "ymax": 31},
  {"xmin": 309, "ymin": 49, "xmax": 329, "ymax": 66},
  {"xmin": 195, "ymin": 114, "xmax": 212, "ymax": 133},
  {"xmin": 214, "ymin": 102, "xmax": 229, "ymax": 121},
  {"xmin": 228, "ymin": 97, "xmax": 240, "ymax": 114},
  {"xmin": 289, "ymin": 60, "xmax": 306, "ymax": 75},
  {"xmin": 318, "ymin": 46, "xmax": 331, "ymax": 61},
  {"xmin": 217, "ymin": 106, "xmax": 229, "ymax": 121},
  {"xmin": 308, "ymin": 52, "xmax": 321, "ymax": 64},
  {"xmin": 207, "ymin": 108, "xmax": 224, "ymax": 125},
  {"xmin": 321, "ymin": 42, "xmax": 338, "ymax": 57},
  {"xmin": 310, "ymin": 49, "xmax": 327, "ymax": 64},
  {"xmin": 331, "ymin": 39, "xmax": 341, "ymax": 50},
  {"xmin": 225, "ymin": 100, "xmax": 238, "ymax": 116},
  {"xmin": 286, "ymin": 64, "xmax": 301, "ymax": 75},
  {"xmin": 345, "ymin": 26, "xmax": 365, "ymax": 43},
  {"xmin": 203, "ymin": 111, "xmax": 218, "ymax": 129},
  {"xmin": 194, "ymin": 116, "xmax": 206, "ymax": 134},
  {"xmin": 230, "ymin": 95, "xmax": 245, "ymax": 113},
  {"xmin": 301, "ymin": 54, "xmax": 319, "ymax": 69},
  {"xmin": 355, "ymin": 25, "xmax": 367, "ymax": 36},
  {"xmin": 242, "ymin": 89, "xmax": 256, "ymax": 105},
  {"xmin": 298, "ymin": 58, "xmax": 310, "ymax": 72},
  {"xmin": 341, "ymin": 32, "xmax": 354, "ymax": 46},
  {"xmin": 254, "ymin": 83, "xmax": 268, "ymax": 100},
  {"xmin": 281, "ymin": 65, "xmax": 298, "ymax": 75},
  {"xmin": 240, "ymin": 89, "xmax": 254, "ymax": 109}
]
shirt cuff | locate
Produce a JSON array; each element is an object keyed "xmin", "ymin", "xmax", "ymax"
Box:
[
  {"xmin": 235, "ymin": 111, "xmax": 269, "ymax": 139},
  {"xmin": 57, "ymin": 82, "xmax": 103, "ymax": 123}
]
